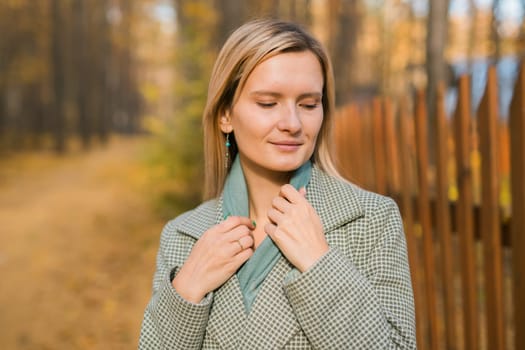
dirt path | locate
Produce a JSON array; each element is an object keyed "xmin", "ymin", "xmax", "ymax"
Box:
[{"xmin": 0, "ymin": 138, "xmax": 165, "ymax": 349}]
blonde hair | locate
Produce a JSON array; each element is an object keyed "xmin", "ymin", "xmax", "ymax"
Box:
[{"xmin": 203, "ymin": 18, "xmax": 341, "ymax": 199}]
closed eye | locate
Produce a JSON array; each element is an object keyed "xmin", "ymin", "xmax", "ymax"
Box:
[
  {"xmin": 300, "ymin": 102, "xmax": 320, "ymax": 110},
  {"xmin": 257, "ymin": 102, "xmax": 277, "ymax": 108}
]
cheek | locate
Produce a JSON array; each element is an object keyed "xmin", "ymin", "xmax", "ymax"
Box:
[
  {"xmin": 233, "ymin": 119, "xmax": 260, "ymax": 141},
  {"xmin": 307, "ymin": 115, "xmax": 324, "ymax": 139},
  {"xmin": 232, "ymin": 107, "xmax": 273, "ymax": 137}
]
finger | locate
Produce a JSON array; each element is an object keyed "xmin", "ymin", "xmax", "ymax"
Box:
[
  {"xmin": 264, "ymin": 223, "xmax": 291, "ymax": 248},
  {"xmin": 237, "ymin": 234, "xmax": 254, "ymax": 250},
  {"xmin": 279, "ymin": 184, "xmax": 304, "ymax": 204},
  {"xmin": 264, "ymin": 222, "xmax": 278, "ymax": 240},
  {"xmin": 234, "ymin": 239, "xmax": 244, "ymax": 253},
  {"xmin": 271, "ymin": 196, "xmax": 291, "ymax": 212},
  {"xmin": 233, "ymin": 247, "xmax": 254, "ymax": 265},
  {"xmin": 223, "ymin": 224, "xmax": 253, "ymax": 243},
  {"xmin": 225, "ymin": 230, "xmax": 253, "ymax": 256},
  {"xmin": 267, "ymin": 208, "xmax": 285, "ymax": 225},
  {"xmin": 219, "ymin": 215, "xmax": 255, "ymax": 232}
]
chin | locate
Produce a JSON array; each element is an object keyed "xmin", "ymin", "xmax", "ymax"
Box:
[{"xmin": 269, "ymin": 159, "xmax": 308, "ymax": 172}]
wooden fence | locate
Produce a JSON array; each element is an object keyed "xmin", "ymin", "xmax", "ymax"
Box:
[{"xmin": 333, "ymin": 65, "xmax": 524, "ymax": 350}]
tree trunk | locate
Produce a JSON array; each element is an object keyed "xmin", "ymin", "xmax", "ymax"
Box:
[
  {"xmin": 426, "ymin": 0, "xmax": 450, "ymax": 160},
  {"xmin": 214, "ymin": 0, "xmax": 246, "ymax": 47},
  {"xmin": 248, "ymin": 0, "xmax": 279, "ymax": 20},
  {"xmin": 467, "ymin": 0, "xmax": 477, "ymax": 68},
  {"xmin": 73, "ymin": 0, "xmax": 91, "ymax": 148},
  {"xmin": 491, "ymin": 0, "xmax": 501, "ymax": 61},
  {"xmin": 97, "ymin": 1, "xmax": 111, "ymax": 143},
  {"xmin": 0, "ymin": 71, "xmax": 5, "ymax": 149},
  {"xmin": 328, "ymin": 0, "xmax": 360, "ymax": 105},
  {"xmin": 50, "ymin": 0, "xmax": 66, "ymax": 153},
  {"xmin": 287, "ymin": 0, "xmax": 312, "ymax": 26}
]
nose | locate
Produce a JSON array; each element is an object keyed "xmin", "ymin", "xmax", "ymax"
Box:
[{"xmin": 277, "ymin": 104, "xmax": 302, "ymax": 133}]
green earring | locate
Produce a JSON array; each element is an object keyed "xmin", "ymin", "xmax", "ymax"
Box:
[{"xmin": 225, "ymin": 133, "xmax": 231, "ymax": 168}]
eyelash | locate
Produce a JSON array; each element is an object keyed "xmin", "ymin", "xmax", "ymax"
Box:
[
  {"xmin": 256, "ymin": 102, "xmax": 320, "ymax": 110},
  {"xmin": 301, "ymin": 103, "xmax": 319, "ymax": 110},
  {"xmin": 257, "ymin": 102, "xmax": 276, "ymax": 108}
]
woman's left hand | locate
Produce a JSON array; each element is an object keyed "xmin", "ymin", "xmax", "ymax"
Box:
[{"xmin": 265, "ymin": 184, "xmax": 329, "ymax": 272}]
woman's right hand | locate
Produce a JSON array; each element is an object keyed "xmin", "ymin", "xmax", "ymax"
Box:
[{"xmin": 172, "ymin": 216, "xmax": 255, "ymax": 303}]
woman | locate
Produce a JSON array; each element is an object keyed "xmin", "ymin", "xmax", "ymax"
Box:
[{"xmin": 139, "ymin": 19, "xmax": 415, "ymax": 349}]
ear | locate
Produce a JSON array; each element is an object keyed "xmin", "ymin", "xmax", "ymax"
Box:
[{"xmin": 219, "ymin": 112, "xmax": 233, "ymax": 133}]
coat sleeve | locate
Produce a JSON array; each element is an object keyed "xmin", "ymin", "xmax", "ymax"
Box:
[
  {"xmin": 283, "ymin": 197, "xmax": 416, "ymax": 349},
  {"xmin": 139, "ymin": 218, "xmax": 213, "ymax": 350}
]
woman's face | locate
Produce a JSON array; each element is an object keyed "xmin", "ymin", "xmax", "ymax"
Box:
[{"xmin": 221, "ymin": 50, "xmax": 324, "ymax": 179}]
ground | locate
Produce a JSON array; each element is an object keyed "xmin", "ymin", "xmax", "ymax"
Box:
[{"xmin": 0, "ymin": 137, "xmax": 165, "ymax": 349}]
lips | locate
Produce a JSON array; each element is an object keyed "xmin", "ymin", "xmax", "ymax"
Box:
[
  {"xmin": 270, "ymin": 140, "xmax": 303, "ymax": 151},
  {"xmin": 271, "ymin": 141, "xmax": 303, "ymax": 146}
]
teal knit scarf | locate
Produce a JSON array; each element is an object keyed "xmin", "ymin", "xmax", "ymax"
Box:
[{"xmin": 222, "ymin": 155, "xmax": 312, "ymax": 312}]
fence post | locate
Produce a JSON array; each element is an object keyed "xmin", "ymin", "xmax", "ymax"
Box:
[
  {"xmin": 372, "ymin": 97, "xmax": 387, "ymax": 194},
  {"xmin": 334, "ymin": 107, "xmax": 350, "ymax": 179},
  {"xmin": 348, "ymin": 104, "xmax": 364, "ymax": 186},
  {"xmin": 478, "ymin": 66, "xmax": 506, "ymax": 350},
  {"xmin": 383, "ymin": 98, "xmax": 400, "ymax": 195},
  {"xmin": 398, "ymin": 98, "xmax": 426, "ymax": 350},
  {"xmin": 510, "ymin": 62, "xmax": 525, "ymax": 350},
  {"xmin": 434, "ymin": 82, "xmax": 457, "ymax": 349},
  {"xmin": 361, "ymin": 103, "xmax": 375, "ymax": 190},
  {"xmin": 415, "ymin": 90, "xmax": 440, "ymax": 350},
  {"xmin": 454, "ymin": 75, "xmax": 478, "ymax": 350}
]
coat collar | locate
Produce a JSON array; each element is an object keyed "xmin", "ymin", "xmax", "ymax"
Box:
[
  {"xmin": 307, "ymin": 166, "xmax": 364, "ymax": 232},
  {"xmin": 176, "ymin": 198, "xmax": 222, "ymax": 240},
  {"xmin": 177, "ymin": 165, "xmax": 364, "ymax": 239}
]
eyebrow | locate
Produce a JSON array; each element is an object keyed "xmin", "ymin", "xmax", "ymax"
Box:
[{"xmin": 249, "ymin": 91, "xmax": 322, "ymax": 99}]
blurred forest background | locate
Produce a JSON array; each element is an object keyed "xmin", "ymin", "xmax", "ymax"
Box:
[
  {"xmin": 2, "ymin": 0, "xmax": 525, "ymax": 212},
  {"xmin": 0, "ymin": 0, "xmax": 524, "ymax": 349}
]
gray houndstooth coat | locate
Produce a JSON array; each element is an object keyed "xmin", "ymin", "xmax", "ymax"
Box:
[{"xmin": 139, "ymin": 166, "xmax": 416, "ymax": 349}]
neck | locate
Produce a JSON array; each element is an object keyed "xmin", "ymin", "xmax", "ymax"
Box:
[{"xmin": 241, "ymin": 163, "xmax": 291, "ymax": 221}]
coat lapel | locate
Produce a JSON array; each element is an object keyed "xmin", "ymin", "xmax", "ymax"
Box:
[
  {"xmin": 206, "ymin": 275, "xmax": 247, "ymax": 350},
  {"xmin": 177, "ymin": 198, "xmax": 249, "ymax": 350},
  {"xmin": 238, "ymin": 257, "xmax": 300, "ymax": 349}
]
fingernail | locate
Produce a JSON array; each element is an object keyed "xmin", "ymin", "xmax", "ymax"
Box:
[{"xmin": 252, "ymin": 220, "xmax": 257, "ymax": 228}]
